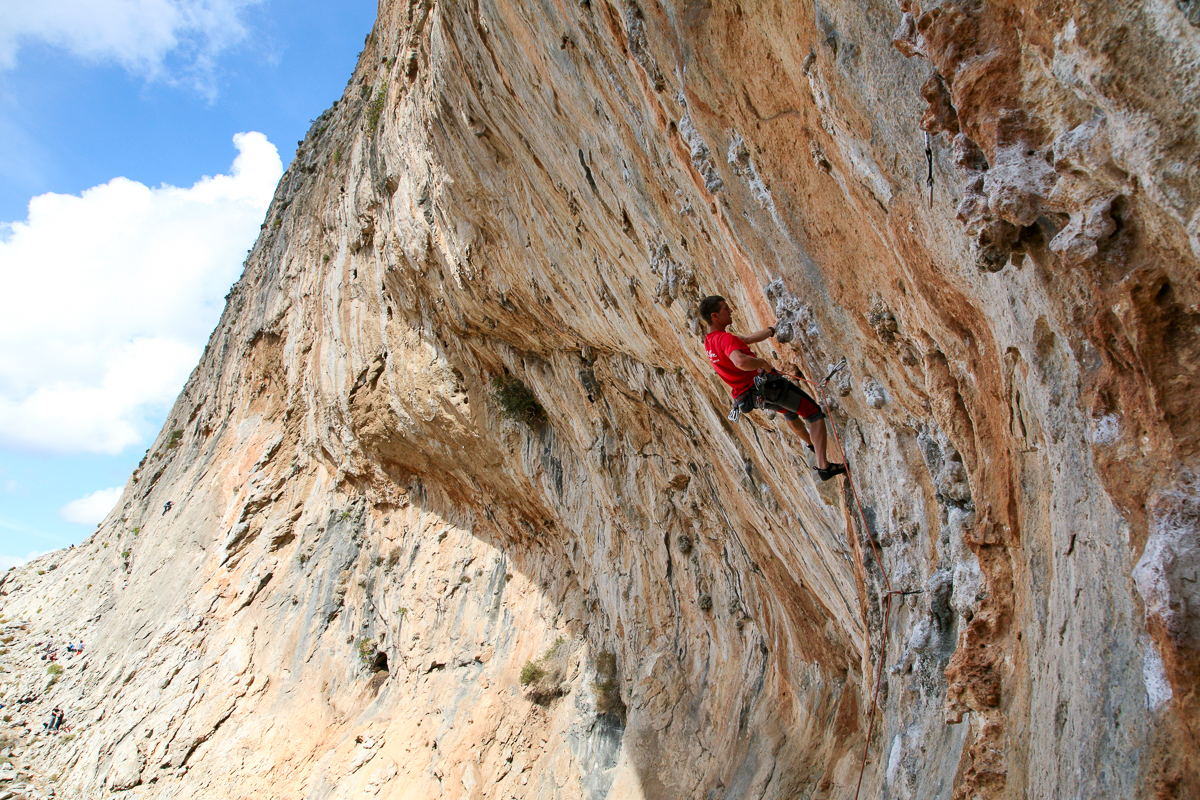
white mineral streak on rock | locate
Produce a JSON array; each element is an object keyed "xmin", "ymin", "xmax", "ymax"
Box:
[
  {"xmin": 1088, "ymin": 413, "xmax": 1121, "ymax": 445},
  {"xmin": 1141, "ymin": 635, "xmax": 1174, "ymax": 714},
  {"xmin": 1134, "ymin": 474, "xmax": 1200, "ymax": 650}
]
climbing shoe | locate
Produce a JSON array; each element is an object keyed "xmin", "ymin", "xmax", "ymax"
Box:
[{"xmin": 816, "ymin": 463, "xmax": 847, "ymax": 481}]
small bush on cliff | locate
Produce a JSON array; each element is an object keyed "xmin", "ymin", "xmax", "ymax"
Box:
[
  {"xmin": 519, "ymin": 637, "xmax": 572, "ymax": 705},
  {"xmin": 491, "ymin": 374, "xmax": 546, "ymax": 426},
  {"xmin": 47, "ymin": 663, "xmax": 63, "ymax": 676},
  {"xmin": 357, "ymin": 637, "xmax": 378, "ymax": 668},
  {"xmin": 366, "ymin": 81, "xmax": 388, "ymax": 131},
  {"xmin": 519, "ymin": 662, "xmax": 545, "ymax": 685}
]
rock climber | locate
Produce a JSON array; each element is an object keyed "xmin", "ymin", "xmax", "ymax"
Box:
[
  {"xmin": 162, "ymin": 500, "xmax": 173, "ymax": 515},
  {"xmin": 699, "ymin": 295, "xmax": 846, "ymax": 481}
]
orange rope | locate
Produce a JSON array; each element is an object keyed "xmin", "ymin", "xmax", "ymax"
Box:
[{"xmin": 790, "ymin": 362, "xmax": 898, "ymax": 800}]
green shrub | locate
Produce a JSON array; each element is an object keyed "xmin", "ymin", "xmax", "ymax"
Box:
[
  {"xmin": 519, "ymin": 662, "xmax": 545, "ymax": 685},
  {"xmin": 366, "ymin": 81, "xmax": 388, "ymax": 130},
  {"xmin": 519, "ymin": 637, "xmax": 571, "ymax": 695},
  {"xmin": 491, "ymin": 374, "xmax": 546, "ymax": 425},
  {"xmin": 121, "ymin": 551, "xmax": 131, "ymax": 559},
  {"xmin": 544, "ymin": 636, "xmax": 565, "ymax": 660},
  {"xmin": 47, "ymin": 663, "xmax": 63, "ymax": 675},
  {"xmin": 166, "ymin": 429, "xmax": 184, "ymax": 449},
  {"xmin": 357, "ymin": 638, "xmax": 378, "ymax": 668}
]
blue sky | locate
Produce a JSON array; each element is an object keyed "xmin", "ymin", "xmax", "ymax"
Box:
[{"xmin": 0, "ymin": 0, "xmax": 378, "ymax": 567}]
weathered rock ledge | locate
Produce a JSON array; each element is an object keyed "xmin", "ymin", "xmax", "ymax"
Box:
[{"xmin": 2, "ymin": 0, "xmax": 1199, "ymax": 797}]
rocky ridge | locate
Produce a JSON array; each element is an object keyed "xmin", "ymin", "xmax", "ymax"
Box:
[{"xmin": 2, "ymin": 0, "xmax": 1199, "ymax": 798}]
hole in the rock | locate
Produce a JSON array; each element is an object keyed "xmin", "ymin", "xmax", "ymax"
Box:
[
  {"xmin": 1018, "ymin": 223, "xmax": 1044, "ymax": 248},
  {"xmin": 371, "ymin": 651, "xmax": 389, "ymax": 673},
  {"xmin": 1155, "ymin": 280, "xmax": 1174, "ymax": 306}
]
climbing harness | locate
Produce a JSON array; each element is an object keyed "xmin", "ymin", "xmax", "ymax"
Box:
[
  {"xmin": 925, "ymin": 132, "xmax": 935, "ymax": 209},
  {"xmin": 727, "ymin": 371, "xmax": 799, "ymax": 422}
]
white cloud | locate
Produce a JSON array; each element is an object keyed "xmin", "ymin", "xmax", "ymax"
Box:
[
  {"xmin": 0, "ymin": 551, "xmax": 46, "ymax": 570},
  {"xmin": 0, "ymin": 131, "xmax": 282, "ymax": 455},
  {"xmin": 0, "ymin": 0, "xmax": 262, "ymax": 87},
  {"xmin": 60, "ymin": 487, "xmax": 123, "ymax": 525}
]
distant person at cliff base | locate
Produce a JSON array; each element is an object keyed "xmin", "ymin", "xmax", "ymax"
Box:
[
  {"xmin": 44, "ymin": 707, "xmax": 64, "ymax": 731},
  {"xmin": 700, "ymin": 295, "xmax": 847, "ymax": 481}
]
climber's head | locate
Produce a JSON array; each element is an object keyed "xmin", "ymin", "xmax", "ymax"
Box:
[{"xmin": 698, "ymin": 295, "xmax": 731, "ymax": 329}]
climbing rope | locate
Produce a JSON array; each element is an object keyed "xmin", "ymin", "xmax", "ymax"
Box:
[{"xmin": 791, "ymin": 355, "xmax": 913, "ymax": 800}]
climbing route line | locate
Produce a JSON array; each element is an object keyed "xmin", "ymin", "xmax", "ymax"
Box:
[{"xmin": 792, "ymin": 355, "xmax": 908, "ymax": 800}]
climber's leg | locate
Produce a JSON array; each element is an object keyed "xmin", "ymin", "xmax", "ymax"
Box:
[
  {"xmin": 807, "ymin": 418, "xmax": 829, "ymax": 470},
  {"xmin": 783, "ymin": 416, "xmax": 813, "ymax": 447},
  {"xmin": 767, "ymin": 381, "xmax": 846, "ymax": 480}
]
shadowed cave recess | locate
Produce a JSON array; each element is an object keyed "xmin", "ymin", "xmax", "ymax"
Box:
[{"xmin": 2, "ymin": 0, "xmax": 1199, "ymax": 798}]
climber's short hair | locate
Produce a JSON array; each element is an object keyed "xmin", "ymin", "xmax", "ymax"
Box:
[{"xmin": 698, "ymin": 295, "xmax": 725, "ymax": 325}]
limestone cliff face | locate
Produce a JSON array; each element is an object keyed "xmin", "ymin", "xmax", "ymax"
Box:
[{"xmin": 3, "ymin": 1, "xmax": 1199, "ymax": 798}]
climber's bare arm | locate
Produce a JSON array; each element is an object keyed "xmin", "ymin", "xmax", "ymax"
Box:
[{"xmin": 739, "ymin": 326, "xmax": 776, "ymax": 345}]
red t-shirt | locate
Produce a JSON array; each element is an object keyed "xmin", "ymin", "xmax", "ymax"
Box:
[{"xmin": 705, "ymin": 331, "xmax": 757, "ymax": 397}]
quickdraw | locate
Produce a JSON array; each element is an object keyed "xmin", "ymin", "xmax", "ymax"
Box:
[{"xmin": 925, "ymin": 132, "xmax": 935, "ymax": 208}]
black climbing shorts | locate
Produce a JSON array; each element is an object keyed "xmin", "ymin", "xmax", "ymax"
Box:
[{"xmin": 735, "ymin": 374, "xmax": 825, "ymax": 424}]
